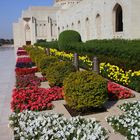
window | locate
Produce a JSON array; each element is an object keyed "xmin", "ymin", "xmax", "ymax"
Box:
[{"xmin": 113, "ymin": 4, "xmax": 123, "ymax": 32}]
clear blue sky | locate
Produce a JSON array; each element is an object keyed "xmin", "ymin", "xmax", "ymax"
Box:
[{"xmin": 0, "ymin": 0, "xmax": 53, "ymax": 39}]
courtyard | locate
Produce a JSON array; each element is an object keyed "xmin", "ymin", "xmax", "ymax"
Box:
[
  {"xmin": 3, "ymin": 38, "xmax": 139, "ymax": 140},
  {"xmin": 0, "ymin": 0, "xmax": 140, "ymax": 139}
]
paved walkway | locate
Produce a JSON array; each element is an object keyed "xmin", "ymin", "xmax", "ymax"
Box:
[
  {"xmin": 40, "ymin": 74, "xmax": 140, "ymax": 140},
  {"xmin": 0, "ymin": 46, "xmax": 15, "ymax": 140},
  {"xmin": 0, "ymin": 47, "xmax": 139, "ymax": 140}
]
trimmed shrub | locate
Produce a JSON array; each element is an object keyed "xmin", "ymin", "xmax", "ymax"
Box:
[
  {"xmin": 39, "ymin": 56, "xmax": 59, "ymax": 75},
  {"xmin": 47, "ymin": 41, "xmax": 59, "ymax": 50},
  {"xmin": 34, "ymin": 54, "xmax": 47, "ymax": 69},
  {"xmin": 36, "ymin": 39, "xmax": 140, "ymax": 71},
  {"xmin": 83, "ymin": 39, "xmax": 140, "ymax": 71},
  {"xmin": 58, "ymin": 30, "xmax": 82, "ymax": 51},
  {"xmin": 35, "ymin": 41, "xmax": 59, "ymax": 50},
  {"xmin": 36, "ymin": 39, "xmax": 46, "ymax": 43},
  {"xmin": 27, "ymin": 48, "xmax": 44, "ymax": 63},
  {"xmin": 46, "ymin": 61, "xmax": 76, "ymax": 87},
  {"xmin": 25, "ymin": 47, "xmax": 46, "ymax": 67},
  {"xmin": 63, "ymin": 71, "xmax": 108, "ymax": 111},
  {"xmin": 128, "ymin": 76, "xmax": 140, "ymax": 92}
]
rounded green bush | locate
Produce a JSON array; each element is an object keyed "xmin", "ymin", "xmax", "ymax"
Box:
[
  {"xmin": 28, "ymin": 48, "xmax": 44, "ymax": 62},
  {"xmin": 58, "ymin": 30, "xmax": 82, "ymax": 51},
  {"xmin": 63, "ymin": 71, "xmax": 108, "ymax": 111},
  {"xmin": 39, "ymin": 56, "xmax": 59, "ymax": 75},
  {"xmin": 46, "ymin": 61, "xmax": 76, "ymax": 87}
]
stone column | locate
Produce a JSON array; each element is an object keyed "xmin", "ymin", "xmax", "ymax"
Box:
[
  {"xmin": 92, "ymin": 56, "xmax": 99, "ymax": 74},
  {"xmin": 73, "ymin": 53, "xmax": 79, "ymax": 71},
  {"xmin": 46, "ymin": 48, "xmax": 50, "ymax": 56}
]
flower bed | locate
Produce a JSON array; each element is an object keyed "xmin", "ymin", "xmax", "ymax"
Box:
[
  {"xmin": 17, "ymin": 50, "xmax": 28, "ymax": 56},
  {"xmin": 9, "ymin": 110, "xmax": 108, "ymax": 140},
  {"xmin": 16, "ymin": 74, "xmax": 46, "ymax": 88},
  {"xmin": 107, "ymin": 81, "xmax": 135, "ymax": 100},
  {"xmin": 107, "ymin": 101, "xmax": 140, "ymax": 140},
  {"xmin": 16, "ymin": 62, "xmax": 34, "ymax": 68},
  {"xmin": 16, "ymin": 57, "xmax": 32, "ymax": 63},
  {"xmin": 100, "ymin": 63, "xmax": 140, "ymax": 87},
  {"xmin": 16, "ymin": 57, "xmax": 34, "ymax": 68},
  {"xmin": 49, "ymin": 48, "xmax": 140, "ymax": 92},
  {"xmin": 50, "ymin": 48, "xmax": 92, "ymax": 69},
  {"xmin": 11, "ymin": 87, "xmax": 63, "ymax": 112},
  {"xmin": 17, "ymin": 47, "xmax": 25, "ymax": 50},
  {"xmin": 15, "ymin": 67, "xmax": 38, "ymax": 75}
]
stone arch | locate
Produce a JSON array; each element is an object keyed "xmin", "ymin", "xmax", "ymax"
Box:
[
  {"xmin": 95, "ymin": 14, "xmax": 101, "ymax": 39},
  {"xmin": 113, "ymin": 3, "xmax": 123, "ymax": 32},
  {"xmin": 25, "ymin": 24, "xmax": 31, "ymax": 45},
  {"xmin": 85, "ymin": 17, "xmax": 90, "ymax": 40}
]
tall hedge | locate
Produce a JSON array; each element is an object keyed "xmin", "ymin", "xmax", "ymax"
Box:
[
  {"xmin": 58, "ymin": 30, "xmax": 82, "ymax": 51},
  {"xmin": 35, "ymin": 39, "xmax": 140, "ymax": 70},
  {"xmin": 34, "ymin": 41, "xmax": 59, "ymax": 50},
  {"xmin": 82, "ymin": 39, "xmax": 140, "ymax": 70}
]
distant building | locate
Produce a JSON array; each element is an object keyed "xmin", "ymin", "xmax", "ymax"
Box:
[{"xmin": 13, "ymin": 0, "xmax": 140, "ymax": 47}]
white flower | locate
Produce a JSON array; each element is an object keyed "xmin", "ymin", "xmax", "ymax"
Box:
[
  {"xmin": 9, "ymin": 110, "xmax": 108, "ymax": 139},
  {"xmin": 73, "ymin": 137, "xmax": 77, "ymax": 140},
  {"xmin": 20, "ymin": 136, "xmax": 25, "ymax": 140},
  {"xmin": 107, "ymin": 101, "xmax": 140, "ymax": 139}
]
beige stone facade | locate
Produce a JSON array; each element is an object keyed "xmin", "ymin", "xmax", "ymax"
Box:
[{"xmin": 13, "ymin": 0, "xmax": 140, "ymax": 47}]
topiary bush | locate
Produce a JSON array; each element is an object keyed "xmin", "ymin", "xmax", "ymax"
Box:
[
  {"xmin": 58, "ymin": 30, "xmax": 82, "ymax": 51},
  {"xmin": 27, "ymin": 48, "xmax": 45, "ymax": 63},
  {"xmin": 46, "ymin": 61, "xmax": 76, "ymax": 87},
  {"xmin": 35, "ymin": 54, "xmax": 47, "ymax": 69},
  {"xmin": 63, "ymin": 71, "xmax": 108, "ymax": 111},
  {"xmin": 39, "ymin": 56, "xmax": 59, "ymax": 75},
  {"xmin": 24, "ymin": 46, "xmax": 46, "ymax": 68}
]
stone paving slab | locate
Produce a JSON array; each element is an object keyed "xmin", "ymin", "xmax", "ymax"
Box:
[
  {"xmin": 40, "ymin": 76, "xmax": 140, "ymax": 140},
  {"xmin": 35, "ymin": 72, "xmax": 43, "ymax": 77},
  {"xmin": 40, "ymin": 81, "xmax": 50, "ymax": 89},
  {"xmin": 0, "ymin": 124, "xmax": 13, "ymax": 140}
]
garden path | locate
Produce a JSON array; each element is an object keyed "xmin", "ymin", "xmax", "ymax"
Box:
[{"xmin": 0, "ymin": 46, "xmax": 15, "ymax": 140}]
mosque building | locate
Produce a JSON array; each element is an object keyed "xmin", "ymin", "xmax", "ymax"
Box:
[{"xmin": 13, "ymin": 0, "xmax": 140, "ymax": 46}]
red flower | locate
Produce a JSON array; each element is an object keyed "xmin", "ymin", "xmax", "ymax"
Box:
[
  {"xmin": 17, "ymin": 50, "xmax": 28, "ymax": 56},
  {"xmin": 16, "ymin": 74, "xmax": 46, "ymax": 88},
  {"xmin": 15, "ymin": 67, "xmax": 38, "ymax": 75},
  {"xmin": 16, "ymin": 57, "xmax": 32, "ymax": 63},
  {"xmin": 11, "ymin": 87, "xmax": 63, "ymax": 112},
  {"xmin": 107, "ymin": 81, "xmax": 134, "ymax": 100}
]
